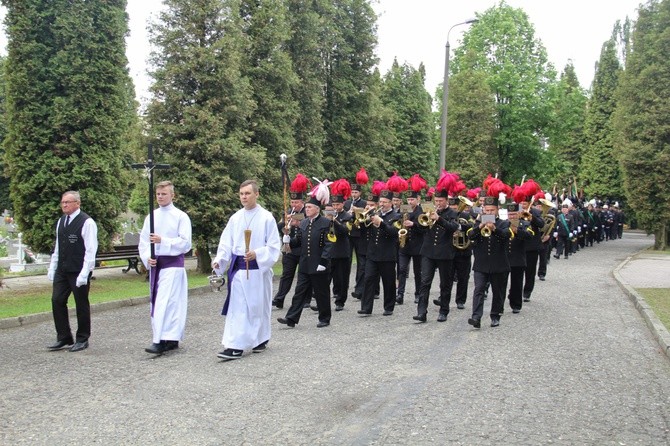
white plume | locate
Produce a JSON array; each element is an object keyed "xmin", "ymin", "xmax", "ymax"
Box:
[
  {"xmin": 311, "ymin": 177, "xmax": 333, "ymax": 205},
  {"xmin": 498, "ymin": 192, "xmax": 506, "ymax": 205}
]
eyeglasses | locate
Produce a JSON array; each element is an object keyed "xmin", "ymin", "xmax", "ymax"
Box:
[{"xmin": 60, "ymin": 200, "xmax": 77, "ymax": 204}]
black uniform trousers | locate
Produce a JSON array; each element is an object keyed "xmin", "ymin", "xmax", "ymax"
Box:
[
  {"xmin": 538, "ymin": 242, "xmax": 548, "ymax": 277},
  {"xmin": 396, "ymin": 252, "xmax": 421, "ymax": 300},
  {"xmin": 360, "ymin": 260, "xmax": 396, "ymax": 314},
  {"xmin": 350, "ymin": 237, "xmax": 366, "ymax": 296},
  {"xmin": 555, "ymin": 235, "xmax": 570, "ymax": 258},
  {"xmin": 507, "ymin": 266, "xmax": 525, "ymax": 311},
  {"xmin": 331, "ymin": 257, "xmax": 351, "ymax": 307},
  {"xmin": 452, "ymin": 253, "xmax": 471, "ymax": 306},
  {"xmin": 285, "ymin": 268, "xmax": 331, "ymax": 325},
  {"xmin": 472, "ymin": 271, "xmax": 506, "ymax": 321},
  {"xmin": 274, "ymin": 252, "xmax": 300, "ymax": 305},
  {"xmin": 417, "ymin": 257, "xmax": 453, "ymax": 316},
  {"xmin": 51, "ymin": 271, "xmax": 91, "ymax": 343},
  {"xmin": 523, "ymin": 250, "xmax": 539, "ymax": 299}
]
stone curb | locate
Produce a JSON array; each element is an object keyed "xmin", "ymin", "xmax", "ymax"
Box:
[
  {"xmin": 613, "ymin": 253, "xmax": 670, "ymax": 360},
  {"xmin": 0, "ymin": 285, "xmax": 211, "ymax": 330}
]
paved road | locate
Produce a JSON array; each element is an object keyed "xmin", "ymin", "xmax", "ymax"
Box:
[{"xmin": 1, "ymin": 232, "xmax": 669, "ymax": 445}]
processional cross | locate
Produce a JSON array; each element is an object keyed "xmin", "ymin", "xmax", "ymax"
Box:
[{"xmin": 131, "ymin": 144, "xmax": 171, "ymax": 261}]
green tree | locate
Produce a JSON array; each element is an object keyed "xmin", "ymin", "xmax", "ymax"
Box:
[
  {"xmin": 451, "ymin": 1, "xmax": 556, "ymax": 184},
  {"xmin": 580, "ymin": 26, "xmax": 624, "ymax": 202},
  {"xmin": 240, "ymin": 0, "xmax": 299, "ymax": 215},
  {"xmin": 0, "ymin": 56, "xmax": 10, "ymax": 212},
  {"xmin": 382, "ymin": 60, "xmax": 435, "ymax": 177},
  {"xmin": 613, "ymin": 0, "xmax": 670, "ymax": 249},
  {"xmin": 2, "ymin": 0, "xmax": 136, "ymax": 253},
  {"xmin": 145, "ymin": 0, "xmax": 259, "ymax": 271}
]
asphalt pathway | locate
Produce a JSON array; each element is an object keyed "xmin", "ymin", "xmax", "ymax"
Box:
[{"xmin": 1, "ymin": 232, "xmax": 668, "ymax": 445}]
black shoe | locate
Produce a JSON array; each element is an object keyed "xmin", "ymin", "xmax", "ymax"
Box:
[
  {"xmin": 48, "ymin": 339, "xmax": 74, "ymax": 351},
  {"xmin": 512, "ymin": 308, "xmax": 520, "ymax": 314},
  {"xmin": 357, "ymin": 310, "xmax": 371, "ymax": 316},
  {"xmin": 564, "ymin": 256, "xmax": 569, "ymax": 259},
  {"xmin": 468, "ymin": 318, "xmax": 481, "ymax": 328},
  {"xmin": 433, "ymin": 299, "xmax": 441, "ymax": 306},
  {"xmin": 396, "ymin": 296, "xmax": 404, "ymax": 305},
  {"xmin": 164, "ymin": 340, "xmax": 179, "ymax": 351},
  {"xmin": 252, "ymin": 341, "xmax": 268, "ymax": 353},
  {"xmin": 414, "ymin": 297, "xmax": 419, "ymax": 304},
  {"xmin": 491, "ymin": 318, "xmax": 500, "ymax": 327},
  {"xmin": 553, "ymin": 255, "xmax": 560, "ymax": 259},
  {"xmin": 316, "ymin": 321, "xmax": 330, "ymax": 328},
  {"xmin": 217, "ymin": 348, "xmax": 243, "ymax": 360},
  {"xmin": 351, "ymin": 292, "xmax": 362, "ymax": 299},
  {"xmin": 413, "ymin": 314, "xmax": 427, "ymax": 323},
  {"xmin": 437, "ymin": 313, "xmax": 447, "ymax": 322},
  {"xmin": 303, "ymin": 302, "xmax": 311, "ymax": 309},
  {"xmin": 277, "ymin": 317, "xmax": 295, "ymax": 328},
  {"xmin": 335, "ymin": 304, "xmax": 344, "ymax": 311},
  {"xmin": 523, "ymin": 297, "xmax": 530, "ymax": 302},
  {"xmin": 373, "ymin": 294, "xmax": 380, "ymax": 299},
  {"xmin": 310, "ymin": 305, "xmax": 319, "ymax": 311},
  {"xmin": 145, "ymin": 343, "xmax": 166, "ymax": 354},
  {"xmin": 382, "ymin": 310, "xmax": 393, "ymax": 316},
  {"xmin": 456, "ymin": 303, "xmax": 465, "ymax": 310},
  {"xmin": 272, "ymin": 299, "xmax": 283, "ymax": 309},
  {"xmin": 538, "ymin": 276, "xmax": 545, "ymax": 281},
  {"xmin": 69, "ymin": 341, "xmax": 89, "ymax": 352}
]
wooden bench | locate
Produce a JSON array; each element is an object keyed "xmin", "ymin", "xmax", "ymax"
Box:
[{"xmin": 95, "ymin": 244, "xmax": 142, "ymax": 274}]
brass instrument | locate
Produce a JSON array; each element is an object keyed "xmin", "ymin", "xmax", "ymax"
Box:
[
  {"xmin": 457, "ymin": 196, "xmax": 474, "ymax": 213},
  {"xmin": 453, "ymin": 216, "xmax": 471, "ymax": 250},
  {"xmin": 418, "ymin": 203, "xmax": 436, "ymax": 227},
  {"xmin": 539, "ymin": 198, "xmax": 557, "ymax": 238},
  {"xmin": 362, "ymin": 207, "xmax": 378, "ymax": 227},
  {"xmin": 481, "ymin": 225, "xmax": 492, "ymax": 237},
  {"xmin": 325, "ymin": 210, "xmax": 338, "ymax": 242},
  {"xmin": 480, "ymin": 213, "xmax": 496, "ymax": 237},
  {"xmin": 351, "ymin": 207, "xmax": 366, "ymax": 228},
  {"xmin": 519, "ymin": 196, "xmax": 535, "ymax": 221},
  {"xmin": 397, "ymin": 205, "xmax": 411, "ymax": 248}
]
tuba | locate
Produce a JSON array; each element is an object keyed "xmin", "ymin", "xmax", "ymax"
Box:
[{"xmin": 539, "ymin": 198, "xmax": 557, "ymax": 238}]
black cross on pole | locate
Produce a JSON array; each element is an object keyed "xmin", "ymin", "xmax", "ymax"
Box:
[{"xmin": 131, "ymin": 144, "xmax": 171, "ymax": 260}]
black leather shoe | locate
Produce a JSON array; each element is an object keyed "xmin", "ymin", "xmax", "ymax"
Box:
[
  {"xmin": 310, "ymin": 305, "xmax": 319, "ymax": 311},
  {"xmin": 468, "ymin": 318, "xmax": 481, "ymax": 328},
  {"xmin": 272, "ymin": 300, "xmax": 283, "ymax": 309},
  {"xmin": 553, "ymin": 255, "xmax": 560, "ymax": 259},
  {"xmin": 512, "ymin": 308, "xmax": 521, "ymax": 314},
  {"xmin": 456, "ymin": 303, "xmax": 465, "ymax": 310},
  {"xmin": 277, "ymin": 317, "xmax": 295, "ymax": 328},
  {"xmin": 433, "ymin": 299, "xmax": 441, "ymax": 306},
  {"xmin": 382, "ymin": 310, "xmax": 393, "ymax": 316},
  {"xmin": 69, "ymin": 341, "xmax": 88, "ymax": 352},
  {"xmin": 357, "ymin": 310, "xmax": 371, "ymax": 316},
  {"xmin": 335, "ymin": 304, "xmax": 344, "ymax": 311},
  {"xmin": 164, "ymin": 340, "xmax": 179, "ymax": 351},
  {"xmin": 437, "ymin": 313, "xmax": 447, "ymax": 322},
  {"xmin": 373, "ymin": 294, "xmax": 380, "ymax": 299},
  {"xmin": 413, "ymin": 314, "xmax": 427, "ymax": 323},
  {"xmin": 351, "ymin": 292, "xmax": 362, "ymax": 299},
  {"xmin": 316, "ymin": 321, "xmax": 330, "ymax": 328},
  {"xmin": 491, "ymin": 318, "xmax": 500, "ymax": 327},
  {"xmin": 48, "ymin": 339, "xmax": 74, "ymax": 350},
  {"xmin": 523, "ymin": 297, "xmax": 530, "ymax": 302},
  {"xmin": 145, "ymin": 342, "xmax": 166, "ymax": 354},
  {"xmin": 538, "ymin": 276, "xmax": 545, "ymax": 281},
  {"xmin": 414, "ymin": 297, "xmax": 419, "ymax": 304},
  {"xmin": 396, "ymin": 297, "xmax": 404, "ymax": 305}
]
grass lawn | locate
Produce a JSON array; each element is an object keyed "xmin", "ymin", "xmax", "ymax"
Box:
[
  {"xmin": 638, "ymin": 288, "xmax": 670, "ymax": 332},
  {"xmin": 0, "ymin": 270, "xmax": 210, "ymax": 319}
]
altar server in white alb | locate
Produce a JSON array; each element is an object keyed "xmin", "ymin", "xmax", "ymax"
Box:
[
  {"xmin": 212, "ymin": 179, "xmax": 281, "ymax": 360},
  {"xmin": 139, "ymin": 181, "xmax": 192, "ymax": 355}
]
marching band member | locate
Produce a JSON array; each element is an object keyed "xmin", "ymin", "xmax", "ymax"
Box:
[
  {"xmin": 328, "ymin": 179, "xmax": 354, "ymax": 311},
  {"xmin": 515, "ymin": 181, "xmax": 545, "ymax": 303},
  {"xmin": 554, "ymin": 198, "xmax": 576, "ymax": 259},
  {"xmin": 347, "ymin": 168, "xmax": 369, "ymax": 300},
  {"xmin": 396, "ymin": 174, "xmax": 427, "ymax": 305},
  {"xmin": 504, "ymin": 190, "xmax": 536, "ymax": 314}
]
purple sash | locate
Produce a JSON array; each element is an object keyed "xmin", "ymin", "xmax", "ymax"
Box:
[
  {"xmin": 150, "ymin": 254, "xmax": 185, "ymax": 316},
  {"xmin": 221, "ymin": 254, "xmax": 259, "ymax": 316}
]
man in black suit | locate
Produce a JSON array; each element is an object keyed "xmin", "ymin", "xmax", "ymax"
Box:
[
  {"xmin": 346, "ymin": 184, "xmax": 368, "ymax": 300},
  {"xmin": 504, "ymin": 202, "xmax": 536, "ymax": 313},
  {"xmin": 358, "ymin": 190, "xmax": 400, "ymax": 316},
  {"xmin": 396, "ymin": 191, "xmax": 424, "ymax": 305},
  {"xmin": 328, "ymin": 196, "xmax": 353, "ymax": 311},
  {"xmin": 273, "ymin": 193, "xmax": 306, "ymax": 309},
  {"xmin": 449, "ymin": 196, "xmax": 475, "ymax": 310},
  {"xmin": 413, "ymin": 190, "xmax": 459, "ymax": 323},
  {"xmin": 467, "ymin": 194, "xmax": 511, "ymax": 328},
  {"xmin": 47, "ymin": 191, "xmax": 98, "ymax": 352},
  {"xmin": 278, "ymin": 192, "xmax": 333, "ymax": 328},
  {"xmin": 554, "ymin": 201, "xmax": 575, "ymax": 259}
]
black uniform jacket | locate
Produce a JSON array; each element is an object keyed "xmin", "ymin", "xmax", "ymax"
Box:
[
  {"xmin": 398, "ymin": 205, "xmax": 425, "ymax": 257},
  {"xmin": 289, "ymin": 214, "xmax": 333, "ymax": 274},
  {"xmin": 468, "ymin": 217, "xmax": 511, "ymax": 274},
  {"xmin": 329, "ymin": 211, "xmax": 353, "ymax": 259},
  {"xmin": 366, "ymin": 208, "xmax": 401, "ymax": 262},
  {"xmin": 418, "ymin": 207, "xmax": 460, "ymax": 260}
]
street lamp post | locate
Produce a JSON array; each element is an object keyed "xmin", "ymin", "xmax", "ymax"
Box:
[{"xmin": 438, "ymin": 18, "xmax": 478, "ymax": 174}]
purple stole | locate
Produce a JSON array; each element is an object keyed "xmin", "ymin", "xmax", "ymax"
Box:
[
  {"xmin": 149, "ymin": 254, "xmax": 185, "ymax": 316},
  {"xmin": 221, "ymin": 254, "xmax": 259, "ymax": 315}
]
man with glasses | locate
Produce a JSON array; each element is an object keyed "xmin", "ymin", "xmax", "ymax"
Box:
[{"xmin": 47, "ymin": 191, "xmax": 98, "ymax": 352}]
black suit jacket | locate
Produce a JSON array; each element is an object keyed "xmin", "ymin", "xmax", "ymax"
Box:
[
  {"xmin": 289, "ymin": 215, "xmax": 333, "ymax": 274},
  {"xmin": 419, "ymin": 207, "xmax": 459, "ymax": 260},
  {"xmin": 366, "ymin": 209, "xmax": 401, "ymax": 262},
  {"xmin": 468, "ymin": 218, "xmax": 511, "ymax": 274}
]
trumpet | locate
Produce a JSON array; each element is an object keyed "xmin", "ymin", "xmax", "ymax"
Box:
[
  {"xmin": 418, "ymin": 203, "xmax": 436, "ymax": 227},
  {"xmin": 362, "ymin": 207, "xmax": 378, "ymax": 227},
  {"xmin": 481, "ymin": 225, "xmax": 492, "ymax": 237},
  {"xmin": 519, "ymin": 196, "xmax": 535, "ymax": 221}
]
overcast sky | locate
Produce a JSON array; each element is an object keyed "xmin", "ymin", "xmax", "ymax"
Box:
[{"xmin": 3, "ymin": 0, "xmax": 643, "ymax": 106}]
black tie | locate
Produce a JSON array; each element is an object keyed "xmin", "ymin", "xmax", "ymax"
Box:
[{"xmin": 64, "ymin": 215, "xmax": 70, "ymax": 228}]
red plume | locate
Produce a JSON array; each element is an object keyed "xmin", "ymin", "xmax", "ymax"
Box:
[
  {"xmin": 511, "ymin": 184, "xmax": 526, "ymax": 204},
  {"xmin": 331, "ymin": 178, "xmax": 352, "ymax": 199},
  {"xmin": 371, "ymin": 180, "xmax": 386, "ymax": 196},
  {"xmin": 533, "ymin": 191, "xmax": 546, "ymax": 202},
  {"xmin": 426, "ymin": 187, "xmax": 435, "ymax": 198},
  {"xmin": 386, "ymin": 172, "xmax": 408, "ymax": 193},
  {"xmin": 487, "ymin": 179, "xmax": 512, "ymax": 198},
  {"xmin": 451, "ymin": 180, "xmax": 467, "ymax": 196},
  {"xmin": 408, "ymin": 174, "xmax": 427, "ymax": 193},
  {"xmin": 482, "ymin": 173, "xmax": 496, "ymax": 192},
  {"xmin": 436, "ymin": 171, "xmax": 458, "ymax": 194},
  {"xmin": 467, "ymin": 187, "xmax": 481, "ymax": 200},
  {"xmin": 521, "ymin": 179, "xmax": 542, "ymax": 199},
  {"xmin": 355, "ymin": 167, "xmax": 369, "ymax": 186},
  {"xmin": 290, "ymin": 173, "xmax": 311, "ymax": 193}
]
